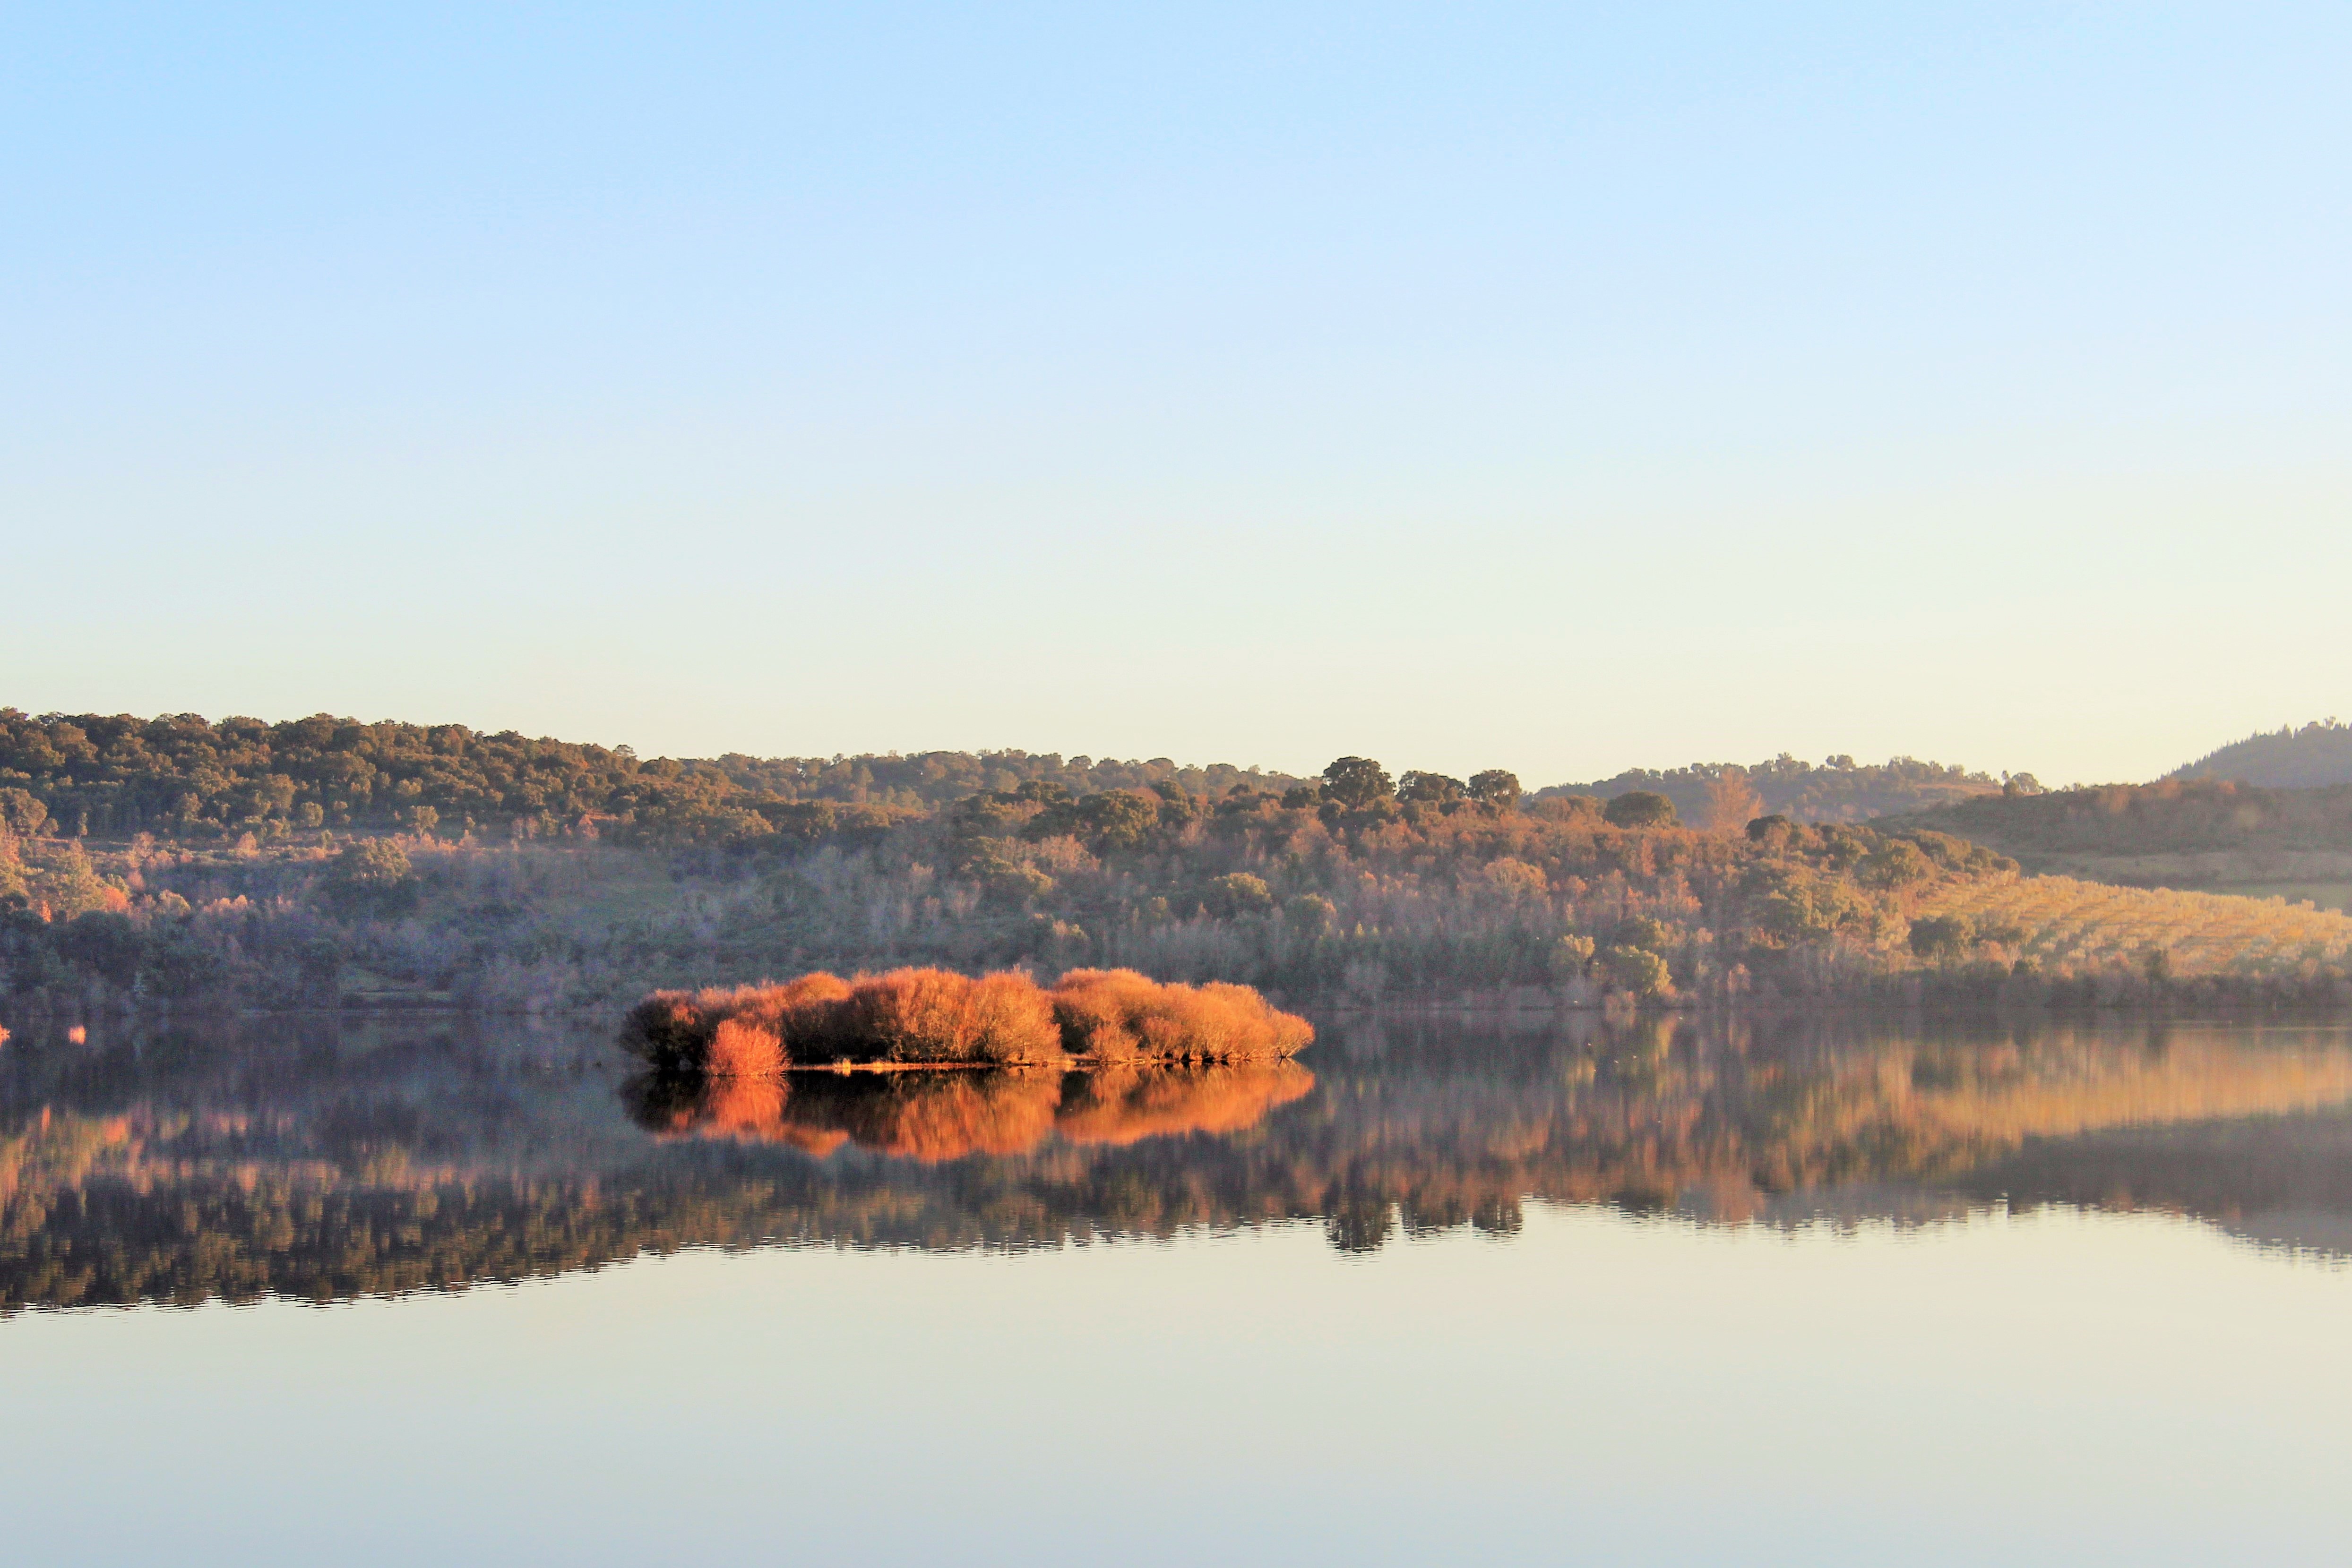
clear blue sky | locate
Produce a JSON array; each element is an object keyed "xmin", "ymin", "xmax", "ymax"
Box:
[{"xmin": 6, "ymin": 4, "xmax": 2347, "ymax": 786}]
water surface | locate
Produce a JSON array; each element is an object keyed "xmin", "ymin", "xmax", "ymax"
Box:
[{"xmin": 3, "ymin": 1009, "xmax": 2348, "ymax": 1564}]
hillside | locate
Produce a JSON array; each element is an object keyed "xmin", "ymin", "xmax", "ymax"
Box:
[
  {"xmin": 1536, "ymin": 754, "xmax": 2006, "ymax": 827},
  {"xmin": 6, "ymin": 710, "xmax": 2351, "ymax": 1017},
  {"xmin": 1916, "ymin": 874, "xmax": 2352, "ymax": 981},
  {"xmin": 2168, "ymin": 720, "xmax": 2352, "ymax": 789},
  {"xmin": 1882, "ymin": 779, "xmax": 2352, "ymax": 911},
  {"xmin": 7, "ymin": 778, "xmax": 2014, "ymax": 1012},
  {"xmin": 0, "ymin": 708, "xmax": 1305, "ymax": 841}
]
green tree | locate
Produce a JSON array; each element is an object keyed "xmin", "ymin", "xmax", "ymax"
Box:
[
  {"xmin": 0, "ymin": 788, "xmax": 46, "ymax": 836},
  {"xmin": 1285, "ymin": 893, "xmax": 1338, "ymax": 933},
  {"xmin": 1321, "ymin": 757, "xmax": 1393, "ymax": 809},
  {"xmin": 1610, "ymin": 916, "xmax": 1671, "ymax": 952},
  {"xmin": 326, "ymin": 839, "xmax": 419, "ymax": 917},
  {"xmin": 1397, "ymin": 771, "xmax": 1465, "ymax": 805},
  {"xmin": 1148, "ymin": 780, "xmax": 1198, "ymax": 823},
  {"xmin": 1603, "ymin": 790, "xmax": 1678, "ymax": 829},
  {"xmin": 1908, "ymin": 914, "xmax": 1976, "ymax": 960},
  {"xmin": 1547, "ymin": 933, "xmax": 1596, "ymax": 981},
  {"xmin": 1209, "ymin": 872, "xmax": 1275, "ymax": 916},
  {"xmin": 1468, "ymin": 770, "xmax": 1521, "ymax": 812},
  {"xmin": 1600, "ymin": 945, "xmax": 1671, "ymax": 997},
  {"xmin": 36, "ymin": 844, "xmax": 121, "ymax": 917},
  {"xmin": 1084, "ymin": 790, "xmax": 1161, "ymax": 849},
  {"xmin": 1860, "ymin": 840, "xmax": 1934, "ymax": 889}
]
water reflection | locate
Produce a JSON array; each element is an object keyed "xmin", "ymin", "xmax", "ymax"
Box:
[
  {"xmin": 4, "ymin": 1009, "xmax": 2352, "ymax": 1309},
  {"xmin": 621, "ymin": 1063, "xmax": 1316, "ymax": 1160}
]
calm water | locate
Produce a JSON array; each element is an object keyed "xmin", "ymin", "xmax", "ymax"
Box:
[{"xmin": 5, "ymin": 1009, "xmax": 2352, "ymax": 1564}]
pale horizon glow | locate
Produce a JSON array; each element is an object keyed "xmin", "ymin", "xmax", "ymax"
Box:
[{"xmin": 6, "ymin": 5, "xmax": 2348, "ymax": 787}]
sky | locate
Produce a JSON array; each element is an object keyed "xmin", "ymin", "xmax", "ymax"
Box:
[{"xmin": 5, "ymin": 3, "xmax": 2348, "ymax": 788}]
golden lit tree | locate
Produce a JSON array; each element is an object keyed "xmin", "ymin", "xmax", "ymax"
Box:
[{"xmin": 1701, "ymin": 768, "xmax": 1765, "ymax": 836}]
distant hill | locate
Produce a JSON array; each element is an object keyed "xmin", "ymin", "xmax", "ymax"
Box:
[
  {"xmin": 0, "ymin": 708, "xmax": 1305, "ymax": 840},
  {"xmin": 2168, "ymin": 721, "xmax": 2352, "ymax": 789},
  {"xmin": 1880, "ymin": 778, "xmax": 2352, "ymax": 911},
  {"xmin": 1536, "ymin": 754, "xmax": 2006, "ymax": 825}
]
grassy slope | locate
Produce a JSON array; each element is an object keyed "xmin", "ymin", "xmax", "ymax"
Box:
[{"xmin": 1919, "ymin": 874, "xmax": 2352, "ymax": 978}]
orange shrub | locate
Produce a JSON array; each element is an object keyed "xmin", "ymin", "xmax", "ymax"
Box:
[
  {"xmin": 966, "ymin": 971, "xmax": 1064, "ymax": 1063},
  {"xmin": 844, "ymin": 968, "xmax": 974, "ymax": 1061},
  {"xmin": 704, "ymin": 1017, "xmax": 784, "ymax": 1078},
  {"xmin": 623, "ymin": 967, "xmax": 1306, "ymax": 1071},
  {"xmin": 840, "ymin": 968, "xmax": 1067, "ymax": 1064},
  {"xmin": 1048, "ymin": 968, "xmax": 1313, "ymax": 1062},
  {"xmin": 1047, "ymin": 967, "xmax": 1159, "ymax": 1062}
]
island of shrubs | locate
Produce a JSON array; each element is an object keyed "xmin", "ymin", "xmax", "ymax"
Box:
[{"xmin": 622, "ymin": 966, "xmax": 1314, "ymax": 1075}]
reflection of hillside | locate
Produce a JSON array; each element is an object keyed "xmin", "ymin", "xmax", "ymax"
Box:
[
  {"xmin": 1548, "ymin": 1019, "xmax": 2352, "ymax": 1222},
  {"xmin": 622, "ymin": 1064, "xmax": 1315, "ymax": 1161},
  {"xmin": 4, "ymin": 1012, "xmax": 2352, "ymax": 1310},
  {"xmin": 1956, "ymin": 1109, "xmax": 2352, "ymax": 1256}
]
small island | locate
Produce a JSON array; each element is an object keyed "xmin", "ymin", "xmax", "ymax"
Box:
[{"xmin": 622, "ymin": 966, "xmax": 1314, "ymax": 1075}]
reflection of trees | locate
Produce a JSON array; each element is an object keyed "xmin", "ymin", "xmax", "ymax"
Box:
[
  {"xmin": 1058, "ymin": 1064, "xmax": 1314, "ymax": 1146},
  {"xmin": 622, "ymin": 1063, "xmax": 1315, "ymax": 1161},
  {"xmin": 5, "ymin": 1012, "xmax": 2352, "ymax": 1309}
]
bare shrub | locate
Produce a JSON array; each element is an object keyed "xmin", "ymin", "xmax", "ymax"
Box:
[
  {"xmin": 967, "ymin": 970, "xmax": 1063, "ymax": 1062},
  {"xmin": 1048, "ymin": 968, "xmax": 1313, "ymax": 1062},
  {"xmin": 624, "ymin": 966, "xmax": 1307, "ymax": 1071},
  {"xmin": 705, "ymin": 1017, "xmax": 784, "ymax": 1078},
  {"xmin": 841, "ymin": 968, "xmax": 1066, "ymax": 1063}
]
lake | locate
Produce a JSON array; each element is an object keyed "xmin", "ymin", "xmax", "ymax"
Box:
[{"xmin": 4, "ymin": 1008, "xmax": 2350, "ymax": 1565}]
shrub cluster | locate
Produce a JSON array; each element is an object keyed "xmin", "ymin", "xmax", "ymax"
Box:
[{"xmin": 621, "ymin": 967, "xmax": 1314, "ymax": 1074}]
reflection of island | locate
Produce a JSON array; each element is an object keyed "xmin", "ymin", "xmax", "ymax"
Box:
[
  {"xmin": 6, "ymin": 1010, "xmax": 2352, "ymax": 1310},
  {"xmin": 623, "ymin": 1063, "xmax": 1315, "ymax": 1160}
]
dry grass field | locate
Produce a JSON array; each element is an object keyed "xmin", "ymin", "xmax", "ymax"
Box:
[{"xmin": 1919, "ymin": 875, "xmax": 2352, "ymax": 978}]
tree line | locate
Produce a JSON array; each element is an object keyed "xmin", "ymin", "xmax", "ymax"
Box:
[
  {"xmin": 2, "ymin": 744, "xmax": 2050, "ymax": 1014},
  {"xmin": 1539, "ymin": 753, "xmax": 2024, "ymax": 826},
  {"xmin": 12, "ymin": 714, "xmax": 2347, "ymax": 1018},
  {"xmin": 0, "ymin": 708, "xmax": 1303, "ymax": 844},
  {"xmin": 1882, "ymin": 776, "xmax": 2352, "ymax": 861}
]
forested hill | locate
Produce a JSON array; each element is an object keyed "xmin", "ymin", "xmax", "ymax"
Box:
[
  {"xmin": 0, "ymin": 709, "xmax": 2020, "ymax": 845},
  {"xmin": 1875, "ymin": 779, "xmax": 2352, "ymax": 913},
  {"xmin": 0, "ymin": 709, "xmax": 1304, "ymax": 842},
  {"xmin": 2168, "ymin": 722, "xmax": 2352, "ymax": 789},
  {"xmin": 1536, "ymin": 754, "xmax": 2007, "ymax": 827},
  {"xmin": 1881, "ymin": 778, "xmax": 2352, "ymax": 863},
  {"xmin": 8, "ymin": 710, "xmax": 2352, "ymax": 1017}
]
